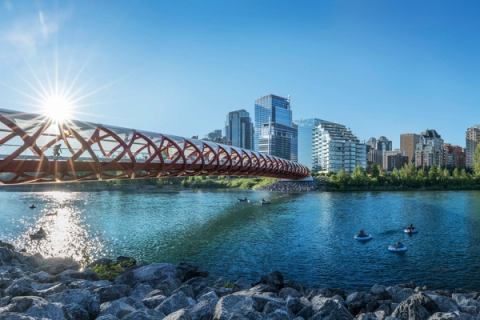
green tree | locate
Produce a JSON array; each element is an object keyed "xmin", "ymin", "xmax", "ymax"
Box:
[
  {"xmin": 371, "ymin": 164, "xmax": 381, "ymax": 179},
  {"xmin": 474, "ymin": 145, "xmax": 480, "ymax": 176}
]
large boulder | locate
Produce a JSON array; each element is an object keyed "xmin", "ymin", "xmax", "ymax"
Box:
[
  {"xmin": 4, "ymin": 278, "xmax": 35, "ymax": 297},
  {"xmin": 47, "ymin": 288, "xmax": 100, "ymax": 316},
  {"xmin": 386, "ymin": 286, "xmax": 415, "ymax": 303},
  {"xmin": 188, "ymin": 291, "xmax": 219, "ymax": 320},
  {"xmin": 346, "ymin": 291, "xmax": 377, "ymax": 315},
  {"xmin": 425, "ymin": 294, "xmax": 459, "ymax": 313},
  {"xmin": 99, "ymin": 299, "xmax": 137, "ymax": 318},
  {"xmin": 122, "ymin": 309, "xmax": 166, "ymax": 320},
  {"xmin": 35, "ymin": 257, "xmax": 80, "ymax": 275},
  {"xmin": 62, "ymin": 303, "xmax": 90, "ymax": 320},
  {"xmin": 452, "ymin": 293, "xmax": 480, "ymax": 314},
  {"xmin": 131, "ymin": 263, "xmax": 181, "ymax": 294},
  {"xmin": 0, "ymin": 296, "xmax": 64, "ymax": 320},
  {"xmin": 164, "ymin": 309, "xmax": 192, "ymax": 320},
  {"xmin": 213, "ymin": 294, "xmax": 261, "ymax": 320},
  {"xmin": 0, "ymin": 313, "xmax": 36, "ymax": 320},
  {"xmin": 142, "ymin": 294, "xmax": 167, "ymax": 309},
  {"xmin": 310, "ymin": 295, "xmax": 353, "ymax": 320},
  {"xmin": 176, "ymin": 263, "xmax": 208, "ymax": 282},
  {"xmin": 94, "ymin": 284, "xmax": 131, "ymax": 303},
  {"xmin": 155, "ymin": 291, "xmax": 196, "ymax": 315},
  {"xmin": 392, "ymin": 293, "xmax": 439, "ymax": 320},
  {"xmin": 259, "ymin": 271, "xmax": 284, "ymax": 292}
]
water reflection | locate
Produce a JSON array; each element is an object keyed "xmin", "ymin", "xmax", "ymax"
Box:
[{"xmin": 12, "ymin": 191, "xmax": 104, "ymax": 264}]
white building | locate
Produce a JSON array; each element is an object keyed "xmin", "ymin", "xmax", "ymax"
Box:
[{"xmin": 313, "ymin": 121, "xmax": 367, "ymax": 173}]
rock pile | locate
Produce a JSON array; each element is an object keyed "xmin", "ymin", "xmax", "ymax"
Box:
[{"xmin": 0, "ymin": 241, "xmax": 479, "ymax": 319}]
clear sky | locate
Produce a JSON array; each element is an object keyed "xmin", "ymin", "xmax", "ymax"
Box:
[{"xmin": 0, "ymin": 0, "xmax": 479, "ymax": 148}]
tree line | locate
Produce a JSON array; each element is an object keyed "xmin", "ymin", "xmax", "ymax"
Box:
[{"xmin": 318, "ymin": 145, "xmax": 480, "ymax": 190}]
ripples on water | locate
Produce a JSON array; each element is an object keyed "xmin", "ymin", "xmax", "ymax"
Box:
[{"xmin": 1, "ymin": 189, "xmax": 480, "ymax": 290}]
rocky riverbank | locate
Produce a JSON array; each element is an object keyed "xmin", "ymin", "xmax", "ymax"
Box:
[{"xmin": 0, "ymin": 241, "xmax": 479, "ymax": 320}]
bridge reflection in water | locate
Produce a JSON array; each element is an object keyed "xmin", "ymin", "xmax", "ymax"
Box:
[{"xmin": 0, "ymin": 108, "xmax": 309, "ymax": 184}]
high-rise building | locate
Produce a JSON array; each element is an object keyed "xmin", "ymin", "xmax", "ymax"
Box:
[
  {"xmin": 204, "ymin": 129, "xmax": 227, "ymax": 144},
  {"xmin": 366, "ymin": 136, "xmax": 393, "ymax": 169},
  {"xmin": 225, "ymin": 109, "xmax": 254, "ymax": 149},
  {"xmin": 443, "ymin": 144, "xmax": 465, "ymax": 169},
  {"xmin": 415, "ymin": 129, "xmax": 444, "ymax": 168},
  {"xmin": 400, "ymin": 133, "xmax": 421, "ymax": 163},
  {"xmin": 312, "ymin": 121, "xmax": 366, "ymax": 173},
  {"xmin": 294, "ymin": 119, "xmax": 322, "ymax": 169},
  {"xmin": 466, "ymin": 125, "xmax": 480, "ymax": 169},
  {"xmin": 254, "ymin": 94, "xmax": 298, "ymax": 161},
  {"xmin": 383, "ymin": 150, "xmax": 408, "ymax": 172}
]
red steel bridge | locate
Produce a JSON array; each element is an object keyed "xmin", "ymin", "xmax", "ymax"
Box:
[{"xmin": 0, "ymin": 109, "xmax": 309, "ymax": 184}]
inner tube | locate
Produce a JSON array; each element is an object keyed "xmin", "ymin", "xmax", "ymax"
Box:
[
  {"xmin": 404, "ymin": 228, "xmax": 418, "ymax": 234},
  {"xmin": 354, "ymin": 235, "xmax": 372, "ymax": 241},
  {"xmin": 388, "ymin": 245, "xmax": 407, "ymax": 252}
]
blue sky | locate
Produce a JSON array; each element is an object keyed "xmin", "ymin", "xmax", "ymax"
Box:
[{"xmin": 0, "ymin": 0, "xmax": 479, "ymax": 148}]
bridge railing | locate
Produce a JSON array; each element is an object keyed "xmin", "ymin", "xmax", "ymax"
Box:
[{"xmin": 0, "ymin": 108, "xmax": 310, "ymax": 183}]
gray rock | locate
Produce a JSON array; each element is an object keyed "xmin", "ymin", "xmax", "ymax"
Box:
[
  {"xmin": 425, "ymin": 294, "xmax": 459, "ymax": 313},
  {"xmin": 263, "ymin": 301, "xmax": 286, "ymax": 314},
  {"xmin": 94, "ymin": 284, "xmax": 131, "ymax": 303},
  {"xmin": 0, "ymin": 296, "xmax": 11, "ymax": 307},
  {"xmin": 184, "ymin": 277, "xmax": 209, "ymax": 297},
  {"xmin": 156, "ymin": 291, "xmax": 196, "ymax": 315},
  {"xmin": 1, "ymin": 296, "xmax": 46, "ymax": 313},
  {"xmin": 452, "ymin": 293, "xmax": 480, "ymax": 314},
  {"xmin": 266, "ymin": 308, "xmax": 290, "ymax": 320},
  {"xmin": 213, "ymin": 294, "xmax": 261, "ymax": 320},
  {"xmin": 30, "ymin": 271, "xmax": 54, "ymax": 283},
  {"xmin": 346, "ymin": 291, "xmax": 377, "ymax": 315},
  {"xmin": 428, "ymin": 312, "xmax": 474, "ymax": 319},
  {"xmin": 24, "ymin": 300, "xmax": 64, "ymax": 320},
  {"xmin": 356, "ymin": 313, "xmax": 379, "ymax": 320},
  {"xmin": 259, "ymin": 271, "xmax": 284, "ymax": 291},
  {"xmin": 99, "ymin": 299, "xmax": 136, "ymax": 318},
  {"xmin": 36, "ymin": 282, "xmax": 67, "ymax": 296},
  {"xmin": 189, "ymin": 292, "xmax": 219, "ymax": 320},
  {"xmin": 0, "ymin": 313, "xmax": 36, "ymax": 320},
  {"xmin": 392, "ymin": 293, "xmax": 439, "ymax": 320},
  {"xmin": 48, "ymin": 288, "xmax": 100, "ymax": 316},
  {"xmin": 286, "ymin": 296, "xmax": 303, "ymax": 314},
  {"xmin": 386, "ymin": 286, "xmax": 415, "ymax": 303},
  {"xmin": 123, "ymin": 309, "xmax": 166, "ymax": 320},
  {"xmin": 371, "ymin": 285, "xmax": 387, "ymax": 296},
  {"xmin": 129, "ymin": 283, "xmax": 155, "ymax": 300},
  {"xmin": 173, "ymin": 284, "xmax": 195, "ymax": 298},
  {"xmin": 142, "ymin": 294, "xmax": 167, "ymax": 309},
  {"xmin": 310, "ymin": 295, "xmax": 353, "ymax": 320},
  {"xmin": 0, "ymin": 248, "xmax": 17, "ymax": 265},
  {"xmin": 176, "ymin": 262, "xmax": 208, "ymax": 282},
  {"xmin": 165, "ymin": 308, "xmax": 192, "ymax": 320},
  {"xmin": 62, "ymin": 303, "xmax": 89, "ymax": 320},
  {"xmin": 4, "ymin": 278, "xmax": 34, "ymax": 296},
  {"xmin": 279, "ymin": 287, "xmax": 301, "ymax": 299},
  {"xmin": 36, "ymin": 257, "xmax": 80, "ymax": 275},
  {"xmin": 95, "ymin": 315, "xmax": 118, "ymax": 320},
  {"xmin": 132, "ymin": 263, "xmax": 181, "ymax": 295}
]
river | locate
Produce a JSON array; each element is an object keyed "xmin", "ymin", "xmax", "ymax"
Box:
[{"xmin": 1, "ymin": 189, "xmax": 480, "ymax": 290}]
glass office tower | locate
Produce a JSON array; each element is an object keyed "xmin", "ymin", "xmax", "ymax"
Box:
[{"xmin": 254, "ymin": 94, "xmax": 298, "ymax": 161}]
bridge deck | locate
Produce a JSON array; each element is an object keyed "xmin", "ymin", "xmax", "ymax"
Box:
[{"xmin": 0, "ymin": 109, "xmax": 309, "ymax": 184}]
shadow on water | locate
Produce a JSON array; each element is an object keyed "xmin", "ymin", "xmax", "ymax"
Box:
[{"xmin": 144, "ymin": 194, "xmax": 294, "ymax": 263}]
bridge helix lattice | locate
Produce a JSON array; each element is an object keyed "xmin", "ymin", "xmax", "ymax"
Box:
[{"xmin": 0, "ymin": 108, "xmax": 310, "ymax": 184}]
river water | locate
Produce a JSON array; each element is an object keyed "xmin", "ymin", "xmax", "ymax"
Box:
[{"xmin": 1, "ymin": 189, "xmax": 480, "ymax": 290}]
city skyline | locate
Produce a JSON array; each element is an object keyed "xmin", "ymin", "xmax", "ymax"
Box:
[{"xmin": 1, "ymin": 1, "xmax": 480, "ymax": 148}]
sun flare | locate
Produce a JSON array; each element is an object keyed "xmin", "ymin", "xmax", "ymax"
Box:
[{"xmin": 40, "ymin": 92, "xmax": 74, "ymax": 122}]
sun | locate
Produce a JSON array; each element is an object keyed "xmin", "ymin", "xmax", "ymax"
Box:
[{"xmin": 40, "ymin": 93, "xmax": 74, "ymax": 122}]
